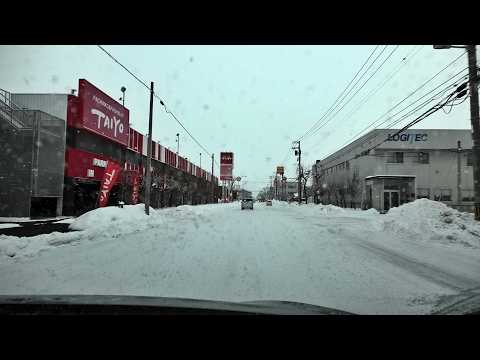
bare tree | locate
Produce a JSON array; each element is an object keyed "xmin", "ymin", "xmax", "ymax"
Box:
[{"xmin": 346, "ymin": 167, "xmax": 360, "ymax": 208}]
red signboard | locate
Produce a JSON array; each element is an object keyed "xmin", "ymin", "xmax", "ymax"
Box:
[
  {"xmin": 98, "ymin": 161, "xmax": 122, "ymax": 207},
  {"xmin": 220, "ymin": 152, "xmax": 234, "ymax": 165},
  {"xmin": 65, "ymin": 147, "xmax": 122, "ymax": 183},
  {"xmin": 220, "ymin": 165, "xmax": 233, "ymax": 180},
  {"xmin": 220, "ymin": 152, "xmax": 234, "ymax": 180},
  {"xmin": 77, "ymin": 79, "xmax": 130, "ymax": 146},
  {"xmin": 131, "ymin": 173, "xmax": 140, "ymax": 204}
]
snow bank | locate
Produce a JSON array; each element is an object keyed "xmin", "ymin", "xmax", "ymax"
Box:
[
  {"xmin": 0, "ymin": 231, "xmax": 83, "ymax": 260},
  {"xmin": 363, "ymin": 208, "xmax": 379, "ymax": 215},
  {"xmin": 0, "ymin": 203, "xmax": 223, "ymax": 262},
  {"xmin": 0, "ymin": 205, "xmax": 157, "ymax": 261},
  {"xmin": 383, "ymin": 199, "xmax": 480, "ymax": 248},
  {"xmin": 69, "ymin": 204, "xmax": 156, "ymax": 233},
  {"xmin": 298, "ymin": 203, "xmax": 347, "ymax": 215}
]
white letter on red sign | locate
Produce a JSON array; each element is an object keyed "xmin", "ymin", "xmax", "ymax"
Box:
[
  {"xmin": 91, "ymin": 108, "xmax": 106, "ymax": 129},
  {"xmin": 113, "ymin": 116, "xmax": 122, "ymax": 137}
]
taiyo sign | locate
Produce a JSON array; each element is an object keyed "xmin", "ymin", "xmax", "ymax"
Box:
[
  {"xmin": 387, "ymin": 133, "xmax": 428, "ymax": 143},
  {"xmin": 78, "ymin": 79, "xmax": 129, "ymax": 146}
]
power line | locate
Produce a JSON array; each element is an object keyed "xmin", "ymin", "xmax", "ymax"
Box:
[
  {"xmin": 318, "ymin": 83, "xmax": 467, "ymax": 173},
  {"xmin": 97, "ymin": 45, "xmax": 151, "ymax": 91},
  {"xmin": 317, "ymin": 74, "xmax": 466, "ymax": 169},
  {"xmin": 279, "ymin": 46, "xmax": 409, "ymax": 180},
  {"xmin": 334, "ymin": 45, "xmax": 424, "ymax": 129},
  {"xmin": 154, "ymin": 94, "xmax": 213, "ymax": 157},
  {"xmin": 305, "ymin": 45, "xmax": 400, "ymax": 140},
  {"xmin": 301, "ymin": 46, "xmax": 387, "ymax": 141},
  {"xmin": 379, "ymin": 75, "xmax": 468, "ymax": 130},
  {"xmin": 97, "ymin": 45, "xmax": 216, "ymax": 163},
  {"xmin": 301, "ymin": 46, "xmax": 391, "ymax": 141},
  {"xmin": 315, "ymin": 82, "xmax": 460, "ymax": 171},
  {"xmin": 323, "ymin": 68, "xmax": 468, "ymax": 160},
  {"xmin": 310, "ymin": 54, "xmax": 467, "ymax": 162},
  {"xmin": 298, "ymin": 45, "xmax": 381, "ymax": 141}
]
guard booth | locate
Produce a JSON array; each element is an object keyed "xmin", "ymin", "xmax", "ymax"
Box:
[{"xmin": 364, "ymin": 175, "xmax": 416, "ymax": 212}]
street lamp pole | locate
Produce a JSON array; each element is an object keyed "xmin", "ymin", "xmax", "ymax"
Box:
[
  {"xmin": 176, "ymin": 133, "xmax": 180, "ymax": 154},
  {"xmin": 145, "ymin": 82, "xmax": 154, "ymax": 215},
  {"xmin": 120, "ymin": 86, "xmax": 126, "ymax": 107},
  {"xmin": 200, "ymin": 153, "xmax": 202, "ymax": 169}
]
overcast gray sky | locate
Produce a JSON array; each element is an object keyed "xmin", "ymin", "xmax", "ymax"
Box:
[{"xmin": 0, "ymin": 45, "xmax": 471, "ymax": 192}]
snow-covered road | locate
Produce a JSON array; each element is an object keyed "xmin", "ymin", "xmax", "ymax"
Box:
[{"xmin": 1, "ymin": 200, "xmax": 479, "ymax": 314}]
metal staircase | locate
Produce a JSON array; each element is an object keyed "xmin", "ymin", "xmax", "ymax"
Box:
[{"xmin": 0, "ymin": 88, "xmax": 30, "ymax": 130}]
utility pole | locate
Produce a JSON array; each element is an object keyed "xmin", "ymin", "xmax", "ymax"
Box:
[
  {"xmin": 292, "ymin": 141, "xmax": 302, "ymax": 205},
  {"xmin": 211, "ymin": 153, "xmax": 215, "ymax": 203},
  {"xmin": 274, "ymin": 176, "xmax": 278, "ymax": 200},
  {"xmin": 145, "ymin": 82, "xmax": 154, "ymax": 215},
  {"xmin": 119, "ymin": 86, "xmax": 127, "ymax": 206},
  {"xmin": 434, "ymin": 44, "xmax": 480, "ymax": 219},
  {"xmin": 467, "ymin": 45, "xmax": 480, "ymax": 220},
  {"xmin": 269, "ymin": 176, "xmax": 273, "ymax": 200},
  {"xmin": 457, "ymin": 140, "xmax": 462, "ymax": 206},
  {"xmin": 200, "ymin": 153, "xmax": 202, "ymax": 169}
]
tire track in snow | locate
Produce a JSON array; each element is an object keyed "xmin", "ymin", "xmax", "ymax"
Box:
[{"xmin": 345, "ymin": 233, "xmax": 480, "ymax": 291}]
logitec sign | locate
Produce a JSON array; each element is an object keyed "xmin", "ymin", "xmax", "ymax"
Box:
[
  {"xmin": 78, "ymin": 79, "xmax": 129, "ymax": 146},
  {"xmin": 387, "ymin": 133, "xmax": 428, "ymax": 143}
]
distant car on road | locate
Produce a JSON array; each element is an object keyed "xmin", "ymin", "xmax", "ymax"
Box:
[
  {"xmin": 266, "ymin": 200, "xmax": 272, "ymax": 206},
  {"xmin": 241, "ymin": 198, "xmax": 254, "ymax": 210}
]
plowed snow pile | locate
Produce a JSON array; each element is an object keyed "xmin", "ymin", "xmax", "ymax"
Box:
[
  {"xmin": 69, "ymin": 204, "xmax": 158, "ymax": 234},
  {"xmin": 383, "ymin": 199, "xmax": 480, "ymax": 248},
  {"xmin": 298, "ymin": 203, "xmax": 347, "ymax": 215},
  {"xmin": 0, "ymin": 205, "xmax": 154, "ymax": 260}
]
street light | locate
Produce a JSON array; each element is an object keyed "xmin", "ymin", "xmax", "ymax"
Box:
[
  {"xmin": 176, "ymin": 133, "xmax": 180, "ymax": 154},
  {"xmin": 118, "ymin": 85, "xmax": 127, "ymax": 206},
  {"xmin": 200, "ymin": 153, "xmax": 202, "ymax": 168},
  {"xmin": 434, "ymin": 44, "xmax": 480, "ymax": 219},
  {"xmin": 119, "ymin": 86, "xmax": 126, "ymax": 107}
]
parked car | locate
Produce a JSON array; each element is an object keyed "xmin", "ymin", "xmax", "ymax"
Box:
[
  {"xmin": 241, "ymin": 198, "xmax": 254, "ymax": 210},
  {"xmin": 266, "ymin": 200, "xmax": 272, "ymax": 206}
]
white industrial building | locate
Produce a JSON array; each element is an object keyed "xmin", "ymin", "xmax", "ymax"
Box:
[{"xmin": 312, "ymin": 129, "xmax": 474, "ymax": 213}]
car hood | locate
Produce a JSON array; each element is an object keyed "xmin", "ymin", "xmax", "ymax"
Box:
[{"xmin": 0, "ymin": 295, "xmax": 354, "ymax": 315}]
